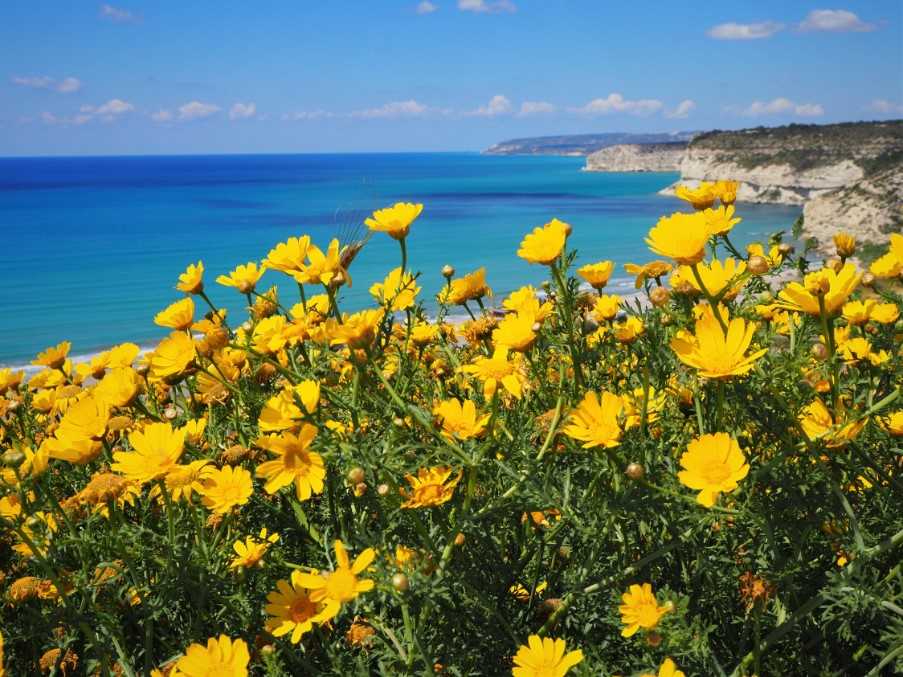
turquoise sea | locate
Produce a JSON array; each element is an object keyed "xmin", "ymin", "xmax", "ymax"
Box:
[{"xmin": 0, "ymin": 153, "xmax": 801, "ymax": 365}]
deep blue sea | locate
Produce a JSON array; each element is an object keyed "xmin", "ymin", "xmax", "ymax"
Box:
[{"xmin": 0, "ymin": 153, "xmax": 801, "ymax": 365}]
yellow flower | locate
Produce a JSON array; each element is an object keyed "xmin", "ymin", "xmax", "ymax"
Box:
[
  {"xmin": 182, "ymin": 417, "xmax": 207, "ymax": 445},
  {"xmin": 613, "ymin": 316, "xmax": 644, "ymax": 343},
  {"xmin": 230, "ymin": 528, "xmax": 279, "ymax": 570},
  {"xmin": 563, "ymin": 390, "xmax": 624, "ymax": 449},
  {"xmin": 112, "ymin": 422, "xmax": 185, "ymax": 484},
  {"xmin": 251, "ymin": 315, "xmax": 288, "ymax": 354},
  {"xmin": 0, "ymin": 629, "xmax": 5, "ymax": 677},
  {"xmin": 293, "ymin": 540, "xmax": 376, "ymax": 620},
  {"xmin": 154, "ymin": 297, "xmax": 195, "ymax": 331},
  {"xmin": 881, "ymin": 411, "xmax": 903, "ymax": 436},
  {"xmin": 778, "ymin": 262, "xmax": 861, "ymax": 315},
  {"xmin": 173, "ymin": 635, "xmax": 249, "ymax": 677},
  {"xmin": 411, "ymin": 322, "xmax": 441, "ymax": 346},
  {"xmin": 159, "ymin": 460, "xmax": 214, "ymax": 502},
  {"xmin": 327, "ymin": 308, "xmax": 384, "ymax": 350},
  {"xmin": 93, "ymin": 367, "xmax": 141, "ymax": 408},
  {"xmin": 834, "ymin": 232, "xmax": 856, "ymax": 258},
  {"xmin": 44, "ymin": 394, "xmax": 109, "ymax": 464},
  {"xmin": 177, "ymin": 261, "xmax": 205, "ymax": 294},
  {"xmin": 671, "ymin": 312, "xmax": 766, "ymax": 379},
  {"xmin": 592, "ymin": 294, "xmax": 621, "ymax": 321},
  {"xmin": 33, "ymin": 341, "xmax": 71, "ymax": 369},
  {"xmin": 295, "ymin": 238, "xmax": 347, "ymax": 287},
  {"xmin": 674, "ymin": 181, "xmax": 718, "ymax": 210},
  {"xmin": 509, "ymin": 580, "xmax": 548, "ymax": 602},
  {"xmin": 799, "ymin": 398, "xmax": 866, "ymax": 448},
  {"xmin": 640, "ymin": 658, "xmax": 686, "ymax": 677},
  {"xmin": 746, "ymin": 242, "xmax": 783, "ymax": 269},
  {"xmin": 503, "ymin": 286, "xmax": 553, "ymax": 322},
  {"xmin": 1, "ymin": 445, "xmax": 48, "ymax": 487},
  {"xmin": 433, "ymin": 398, "xmax": 490, "ymax": 439},
  {"xmin": 256, "ymin": 425, "xmax": 326, "ymax": 501},
  {"xmin": 400, "ymin": 466, "xmax": 463, "ymax": 508},
  {"xmin": 370, "ymin": 267, "xmax": 420, "ymax": 311},
  {"xmin": 0, "ymin": 368, "xmax": 25, "ymax": 394},
  {"xmin": 517, "ymin": 218, "xmax": 569, "ymax": 265},
  {"xmin": 365, "ymin": 202, "xmax": 423, "ymax": 240},
  {"xmin": 869, "ymin": 251, "xmax": 903, "ymax": 279},
  {"xmin": 714, "ymin": 179, "xmax": 739, "ymax": 206},
  {"xmin": 265, "ymin": 236, "xmax": 311, "ymax": 274},
  {"xmin": 677, "ymin": 433, "xmax": 749, "ymax": 507},
  {"xmin": 265, "ymin": 570, "xmax": 329, "ymax": 642},
  {"xmin": 678, "ymin": 257, "xmax": 747, "ymax": 300},
  {"xmin": 619, "ymin": 582, "xmax": 671, "ymax": 637},
  {"xmin": 461, "ymin": 346, "xmax": 527, "ymax": 399},
  {"xmin": 624, "ymin": 260, "xmax": 673, "ymax": 288},
  {"xmin": 493, "ymin": 313, "xmax": 538, "ymax": 352},
  {"xmin": 870, "ymin": 302, "xmax": 900, "ymax": 324},
  {"xmin": 438, "ymin": 267, "xmax": 492, "ymax": 305},
  {"xmin": 646, "ymin": 211, "xmax": 710, "ymax": 264},
  {"xmin": 199, "ymin": 465, "xmax": 254, "ymax": 514},
  {"xmin": 577, "ymin": 260, "xmax": 614, "ymax": 289},
  {"xmin": 511, "ymin": 635, "xmax": 584, "ymax": 677},
  {"xmin": 703, "ymin": 205, "xmax": 742, "ymax": 236},
  {"xmin": 216, "ymin": 262, "xmax": 265, "ymax": 294},
  {"xmin": 148, "ymin": 331, "xmax": 196, "ymax": 380}
]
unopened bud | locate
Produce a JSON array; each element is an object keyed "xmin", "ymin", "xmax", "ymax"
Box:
[
  {"xmin": 625, "ymin": 462, "xmax": 645, "ymax": 480},
  {"xmin": 824, "ymin": 257, "xmax": 842, "ymax": 273},
  {"xmin": 2, "ymin": 450, "xmax": 25, "ymax": 468},
  {"xmin": 646, "ymin": 631, "xmax": 662, "ymax": 648},
  {"xmin": 649, "ymin": 287, "xmax": 670, "ymax": 307},
  {"xmin": 861, "ymin": 272, "xmax": 876, "ymax": 287},
  {"xmin": 392, "ymin": 573, "xmax": 409, "ymax": 592},
  {"xmin": 811, "ymin": 342, "xmax": 829, "ymax": 361},
  {"xmin": 748, "ymin": 255, "xmax": 769, "ymax": 275},
  {"xmin": 347, "ymin": 467, "xmax": 365, "ymax": 484},
  {"xmin": 354, "ymin": 482, "xmax": 368, "ymax": 496},
  {"xmin": 441, "ymin": 264, "xmax": 455, "ymax": 279},
  {"xmin": 531, "ymin": 322, "xmax": 541, "ymax": 333},
  {"xmin": 377, "ymin": 483, "xmax": 390, "ymax": 497},
  {"xmin": 778, "ymin": 243, "xmax": 795, "ymax": 256},
  {"xmin": 454, "ymin": 532, "xmax": 465, "ymax": 546},
  {"xmin": 562, "ymin": 222, "xmax": 573, "ymax": 236}
]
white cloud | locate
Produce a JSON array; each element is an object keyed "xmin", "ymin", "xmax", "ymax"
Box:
[
  {"xmin": 416, "ymin": 1, "xmax": 439, "ymax": 14},
  {"xmin": 707, "ymin": 21, "xmax": 784, "ymax": 40},
  {"xmin": 866, "ymin": 99, "xmax": 903, "ymax": 115},
  {"xmin": 571, "ymin": 93, "xmax": 663, "ymax": 116},
  {"xmin": 665, "ymin": 99, "xmax": 696, "ymax": 119},
  {"xmin": 732, "ymin": 97, "xmax": 824, "ymax": 117},
  {"xmin": 467, "ymin": 94, "xmax": 513, "ymax": 117},
  {"xmin": 178, "ymin": 101, "xmax": 220, "ymax": 121},
  {"xmin": 100, "ymin": 4, "xmax": 138, "ymax": 23},
  {"xmin": 151, "ymin": 109, "xmax": 173, "ymax": 123},
  {"xmin": 799, "ymin": 9, "xmax": 874, "ymax": 32},
  {"xmin": 94, "ymin": 99, "xmax": 134, "ymax": 116},
  {"xmin": 229, "ymin": 102, "xmax": 257, "ymax": 120},
  {"xmin": 12, "ymin": 75, "xmax": 82, "ymax": 93},
  {"xmin": 40, "ymin": 112, "xmax": 59, "ymax": 125},
  {"xmin": 38, "ymin": 98, "xmax": 133, "ymax": 126},
  {"xmin": 351, "ymin": 100, "xmax": 429, "ymax": 119},
  {"xmin": 282, "ymin": 110, "xmax": 334, "ymax": 121},
  {"xmin": 458, "ymin": 0, "xmax": 516, "ymax": 13},
  {"xmin": 517, "ymin": 101, "xmax": 556, "ymax": 116}
]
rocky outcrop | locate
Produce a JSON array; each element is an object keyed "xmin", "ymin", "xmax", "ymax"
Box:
[
  {"xmin": 659, "ymin": 121, "xmax": 903, "ymax": 248},
  {"xmin": 583, "ymin": 143, "xmax": 686, "ymax": 172},
  {"xmin": 484, "ymin": 131, "xmax": 696, "ymax": 156}
]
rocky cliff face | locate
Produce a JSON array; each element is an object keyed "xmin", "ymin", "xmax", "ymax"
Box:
[
  {"xmin": 660, "ymin": 121, "xmax": 903, "ymax": 249},
  {"xmin": 583, "ymin": 143, "xmax": 686, "ymax": 172}
]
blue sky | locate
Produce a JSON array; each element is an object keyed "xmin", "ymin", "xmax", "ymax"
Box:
[{"xmin": 1, "ymin": 1, "xmax": 901, "ymax": 155}]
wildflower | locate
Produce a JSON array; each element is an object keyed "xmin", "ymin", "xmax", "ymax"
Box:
[
  {"xmin": 182, "ymin": 417, "xmax": 208, "ymax": 445},
  {"xmin": 509, "ymin": 581, "xmax": 548, "ymax": 602},
  {"xmin": 160, "ymin": 460, "xmax": 214, "ymax": 502},
  {"xmin": 0, "ymin": 368, "xmax": 24, "ymax": 394},
  {"xmin": 200, "ymin": 466, "xmax": 254, "ymax": 514},
  {"xmin": 517, "ymin": 218, "xmax": 569, "ymax": 265},
  {"xmin": 293, "ymin": 540, "xmax": 376, "ymax": 620},
  {"xmin": 328, "ymin": 309, "xmax": 384, "ymax": 350},
  {"xmin": 265, "ymin": 236, "xmax": 311, "ymax": 274},
  {"xmin": 746, "ymin": 242, "xmax": 783, "ymax": 270},
  {"xmin": 799, "ymin": 398, "xmax": 866, "ymax": 447},
  {"xmin": 33, "ymin": 341, "xmax": 71, "ymax": 369},
  {"xmin": 177, "ymin": 260, "xmax": 205, "ymax": 294},
  {"xmin": 264, "ymin": 570, "xmax": 327, "ymax": 642},
  {"xmin": 624, "ymin": 260, "xmax": 672, "ymax": 288},
  {"xmin": 1, "ymin": 445, "xmax": 48, "ymax": 486},
  {"xmin": 78, "ymin": 472, "xmax": 133, "ymax": 505},
  {"xmin": 173, "ymin": 635, "xmax": 250, "ymax": 677},
  {"xmin": 840, "ymin": 337, "xmax": 889, "ymax": 366},
  {"xmin": 438, "ymin": 267, "xmax": 492, "ymax": 305},
  {"xmin": 365, "ymin": 202, "xmax": 423, "ymax": 240},
  {"xmin": 678, "ymin": 433, "xmax": 749, "ymax": 507},
  {"xmin": 39, "ymin": 648, "xmax": 78, "ymax": 675},
  {"xmin": 671, "ymin": 312, "xmax": 766, "ymax": 379},
  {"xmin": 577, "ymin": 260, "xmax": 614, "ymax": 289},
  {"xmin": 619, "ymin": 583, "xmax": 671, "ymax": 637},
  {"xmin": 154, "ymin": 297, "xmax": 195, "ymax": 331},
  {"xmin": 400, "ymin": 466, "xmax": 463, "ymax": 508},
  {"xmin": 461, "ymin": 346, "xmax": 527, "ymax": 399},
  {"xmin": 503, "ymin": 286, "xmax": 553, "ymax": 322},
  {"xmin": 613, "ymin": 316, "xmax": 645, "ymax": 343},
  {"xmin": 111, "ymin": 422, "xmax": 185, "ymax": 484},
  {"xmin": 230, "ymin": 528, "xmax": 279, "ymax": 570},
  {"xmin": 256, "ymin": 425, "xmax": 326, "ymax": 501},
  {"xmin": 674, "ymin": 181, "xmax": 717, "ymax": 210},
  {"xmin": 433, "ymin": 398, "xmax": 490, "ymax": 439},
  {"xmin": 778, "ymin": 263, "xmax": 861, "ymax": 316},
  {"xmin": 563, "ymin": 391, "xmax": 624, "ymax": 449},
  {"xmin": 148, "ymin": 331, "xmax": 196, "ymax": 380},
  {"xmin": 295, "ymin": 238, "xmax": 346, "ymax": 287},
  {"xmin": 869, "ymin": 252, "xmax": 903, "ymax": 279},
  {"xmin": 411, "ymin": 322, "xmax": 440, "ymax": 346},
  {"xmin": 640, "ymin": 658, "xmax": 686, "ymax": 677},
  {"xmin": 882, "ymin": 411, "xmax": 903, "ymax": 436},
  {"xmin": 739, "ymin": 572, "xmax": 775, "ymax": 611},
  {"xmin": 703, "ymin": 205, "xmax": 741, "ymax": 236},
  {"xmin": 346, "ymin": 617, "xmax": 376, "ymax": 648},
  {"xmin": 511, "ymin": 635, "xmax": 583, "ymax": 677},
  {"xmin": 678, "ymin": 257, "xmax": 747, "ymax": 299},
  {"xmin": 44, "ymin": 394, "xmax": 109, "ymax": 463},
  {"xmin": 94, "ymin": 367, "xmax": 141, "ymax": 408},
  {"xmin": 714, "ymin": 179, "xmax": 739, "ymax": 205},
  {"xmin": 370, "ymin": 267, "xmax": 420, "ymax": 311},
  {"xmin": 592, "ymin": 294, "xmax": 620, "ymax": 321},
  {"xmin": 216, "ymin": 262, "xmax": 265, "ymax": 294},
  {"xmin": 493, "ymin": 313, "xmax": 538, "ymax": 352},
  {"xmin": 646, "ymin": 211, "xmax": 710, "ymax": 264},
  {"xmin": 834, "ymin": 232, "xmax": 856, "ymax": 258}
]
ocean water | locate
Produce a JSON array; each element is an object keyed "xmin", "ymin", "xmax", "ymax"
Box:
[{"xmin": 0, "ymin": 153, "xmax": 801, "ymax": 365}]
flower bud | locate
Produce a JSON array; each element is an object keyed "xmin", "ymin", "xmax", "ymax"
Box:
[
  {"xmin": 392, "ymin": 573, "xmax": 409, "ymax": 592},
  {"xmin": 625, "ymin": 462, "xmax": 645, "ymax": 480},
  {"xmin": 811, "ymin": 342, "xmax": 829, "ymax": 361},
  {"xmin": 645, "ymin": 631, "xmax": 662, "ymax": 648},
  {"xmin": 1, "ymin": 449, "xmax": 25, "ymax": 468},
  {"xmin": 778, "ymin": 242, "xmax": 795, "ymax": 256},
  {"xmin": 531, "ymin": 322, "xmax": 541, "ymax": 333},
  {"xmin": 861, "ymin": 272, "xmax": 876, "ymax": 287},
  {"xmin": 454, "ymin": 532, "xmax": 466, "ymax": 546},
  {"xmin": 163, "ymin": 406, "xmax": 178, "ymax": 420},
  {"xmin": 354, "ymin": 482, "xmax": 368, "ymax": 497},
  {"xmin": 748, "ymin": 255, "xmax": 769, "ymax": 275},
  {"xmin": 562, "ymin": 222, "xmax": 573, "ymax": 236},
  {"xmin": 649, "ymin": 286, "xmax": 670, "ymax": 307},
  {"xmin": 441, "ymin": 264, "xmax": 455, "ymax": 279},
  {"xmin": 377, "ymin": 483, "xmax": 390, "ymax": 496},
  {"xmin": 824, "ymin": 257, "xmax": 842, "ymax": 273},
  {"xmin": 660, "ymin": 314, "xmax": 673, "ymax": 326},
  {"xmin": 347, "ymin": 467, "xmax": 365, "ymax": 484}
]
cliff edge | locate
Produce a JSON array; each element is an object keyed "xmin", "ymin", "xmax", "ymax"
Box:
[{"xmin": 583, "ymin": 142, "xmax": 686, "ymax": 172}]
